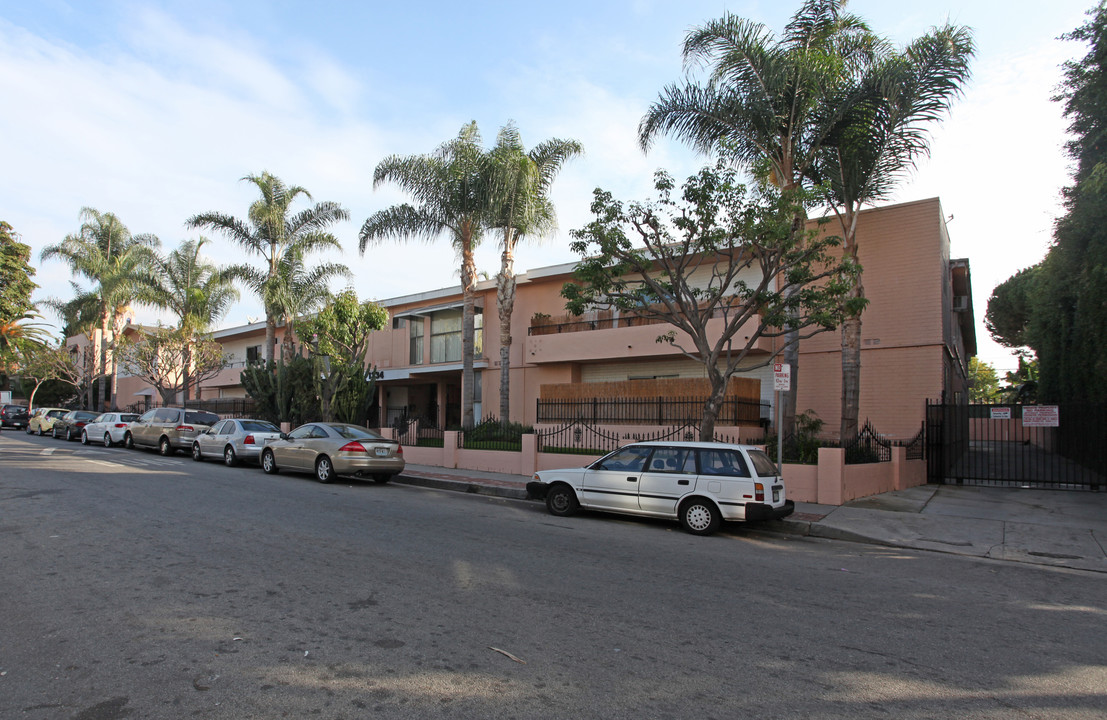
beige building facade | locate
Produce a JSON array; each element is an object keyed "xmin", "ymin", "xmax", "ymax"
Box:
[{"xmin": 77, "ymin": 197, "xmax": 974, "ymax": 441}]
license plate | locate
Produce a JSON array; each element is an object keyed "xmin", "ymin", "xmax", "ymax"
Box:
[
  {"xmin": 375, "ymin": 448, "xmax": 389, "ymax": 457},
  {"xmin": 772, "ymin": 490, "xmax": 780, "ymax": 502}
]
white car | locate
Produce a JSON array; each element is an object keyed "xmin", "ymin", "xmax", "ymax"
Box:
[
  {"xmin": 81, "ymin": 412, "xmax": 140, "ymax": 447},
  {"xmin": 528, "ymin": 441, "xmax": 794, "ymax": 535}
]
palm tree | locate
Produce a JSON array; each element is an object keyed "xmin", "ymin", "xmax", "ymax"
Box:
[
  {"xmin": 187, "ymin": 172, "xmax": 349, "ymax": 364},
  {"xmin": 360, "ymin": 122, "xmax": 491, "ymax": 428},
  {"xmin": 40, "ymin": 208, "xmax": 160, "ymax": 410},
  {"xmin": 488, "ymin": 123, "xmax": 583, "ymax": 422},
  {"xmin": 143, "ymin": 238, "xmax": 240, "ymax": 400},
  {"xmin": 638, "ymin": 0, "xmax": 877, "ymax": 435},
  {"xmin": 268, "ymin": 248, "xmax": 351, "ymax": 358},
  {"xmin": 808, "ymin": 24, "xmax": 974, "ymax": 441}
]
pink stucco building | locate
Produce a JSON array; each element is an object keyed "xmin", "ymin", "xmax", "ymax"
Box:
[{"xmin": 81, "ymin": 196, "xmax": 974, "ymax": 443}]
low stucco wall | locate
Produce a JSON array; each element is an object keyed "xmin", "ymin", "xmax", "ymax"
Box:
[{"xmin": 783, "ymin": 464, "xmax": 819, "ymax": 503}]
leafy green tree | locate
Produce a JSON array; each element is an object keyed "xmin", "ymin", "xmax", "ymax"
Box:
[
  {"xmin": 0, "ymin": 221, "xmax": 38, "ymax": 324},
  {"xmin": 16, "ymin": 340, "xmax": 86, "ymax": 411},
  {"xmin": 268, "ymin": 248, "xmax": 350, "ymax": 360},
  {"xmin": 360, "ymin": 122, "xmax": 490, "ymax": 428},
  {"xmin": 808, "ymin": 23, "xmax": 973, "ymax": 440},
  {"xmin": 638, "ymin": 0, "xmax": 878, "ymax": 434},
  {"xmin": 298, "ymin": 290, "xmax": 388, "ymax": 424},
  {"xmin": 968, "ymin": 357, "xmax": 1001, "ymax": 402},
  {"xmin": 40, "ymin": 208, "xmax": 159, "ymax": 410},
  {"xmin": 144, "ymin": 238, "xmax": 239, "ymax": 400},
  {"xmin": 1000, "ymin": 351, "xmax": 1039, "ymax": 403},
  {"xmin": 986, "ymin": 266, "xmax": 1039, "ymax": 350},
  {"xmin": 240, "ymin": 356, "xmax": 317, "ymax": 426},
  {"xmin": 487, "ymin": 123, "xmax": 583, "ymax": 422},
  {"xmin": 188, "ymin": 172, "xmax": 349, "ymax": 364},
  {"xmin": 1026, "ymin": 3, "xmax": 1107, "ymax": 402},
  {"xmin": 563, "ymin": 163, "xmax": 859, "ymax": 439}
]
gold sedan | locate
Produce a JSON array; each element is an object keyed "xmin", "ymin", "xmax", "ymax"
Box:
[{"xmin": 259, "ymin": 422, "xmax": 404, "ymax": 484}]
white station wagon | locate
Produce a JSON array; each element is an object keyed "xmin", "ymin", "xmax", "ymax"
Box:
[{"xmin": 528, "ymin": 441, "xmax": 794, "ymax": 535}]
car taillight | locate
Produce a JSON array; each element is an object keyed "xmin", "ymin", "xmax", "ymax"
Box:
[
  {"xmin": 244, "ymin": 435, "xmax": 255, "ymax": 445},
  {"xmin": 76, "ymin": 422, "xmax": 87, "ymax": 428},
  {"xmin": 754, "ymin": 482, "xmax": 765, "ymax": 502},
  {"xmin": 113, "ymin": 423, "xmax": 128, "ymax": 428},
  {"xmin": 338, "ymin": 441, "xmax": 367, "ymax": 453},
  {"xmin": 175, "ymin": 425, "xmax": 195, "ymax": 432},
  {"xmin": 395, "ymin": 444, "xmax": 402, "ymax": 455}
]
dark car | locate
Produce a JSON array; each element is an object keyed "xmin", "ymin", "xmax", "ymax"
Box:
[
  {"xmin": 1, "ymin": 404, "xmax": 30, "ymax": 430},
  {"xmin": 52, "ymin": 410, "xmax": 102, "ymax": 441}
]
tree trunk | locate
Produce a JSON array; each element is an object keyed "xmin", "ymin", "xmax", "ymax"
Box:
[
  {"xmin": 839, "ymin": 290, "xmax": 864, "ymax": 443},
  {"xmin": 265, "ymin": 317, "xmax": 276, "ymax": 365},
  {"xmin": 497, "ymin": 240, "xmax": 517, "ymax": 423},
  {"xmin": 460, "ymin": 225, "xmax": 477, "ymax": 429},
  {"xmin": 698, "ymin": 372, "xmax": 728, "ymax": 441},
  {"xmin": 99, "ymin": 312, "xmax": 111, "ymax": 411},
  {"xmin": 181, "ymin": 342, "xmax": 193, "ymax": 403}
]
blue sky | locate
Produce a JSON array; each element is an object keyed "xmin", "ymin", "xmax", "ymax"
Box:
[{"xmin": 0, "ymin": 1, "xmax": 1095, "ymax": 369}]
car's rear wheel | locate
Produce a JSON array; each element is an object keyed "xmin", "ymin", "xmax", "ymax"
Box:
[
  {"xmin": 80, "ymin": 430, "xmax": 90, "ymax": 445},
  {"xmin": 158, "ymin": 436, "xmax": 174, "ymax": 456},
  {"xmin": 679, "ymin": 497, "xmax": 721, "ymax": 536},
  {"xmin": 104, "ymin": 432, "xmax": 114, "ymax": 448},
  {"xmin": 261, "ymin": 450, "xmax": 278, "ymax": 474},
  {"xmin": 123, "ymin": 432, "xmax": 134, "ymax": 449},
  {"xmin": 223, "ymin": 446, "xmax": 237, "ymax": 467},
  {"xmin": 315, "ymin": 456, "xmax": 334, "ymax": 484},
  {"xmin": 191, "ymin": 443, "xmax": 203, "ymax": 462},
  {"xmin": 25, "ymin": 425, "xmax": 32, "ymax": 434},
  {"xmin": 52, "ymin": 426, "xmax": 59, "ymax": 439},
  {"xmin": 546, "ymin": 484, "xmax": 579, "ymax": 517},
  {"xmin": 372, "ymin": 473, "xmax": 391, "ymax": 484}
]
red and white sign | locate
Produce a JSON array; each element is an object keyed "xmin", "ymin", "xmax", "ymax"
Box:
[
  {"xmin": 773, "ymin": 363, "xmax": 791, "ymax": 391},
  {"xmin": 1022, "ymin": 406, "xmax": 1059, "ymax": 427},
  {"xmin": 990, "ymin": 407, "xmax": 1012, "ymax": 420}
]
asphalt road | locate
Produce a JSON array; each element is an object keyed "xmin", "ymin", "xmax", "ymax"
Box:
[{"xmin": 2, "ymin": 430, "xmax": 1105, "ymax": 719}]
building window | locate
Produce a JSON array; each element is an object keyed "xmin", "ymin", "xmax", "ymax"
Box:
[
  {"xmin": 392, "ymin": 316, "xmax": 406, "ymax": 329},
  {"xmin": 410, "ymin": 318, "xmax": 424, "ymax": 365},
  {"xmin": 246, "ymin": 345, "xmax": 262, "ymax": 364},
  {"xmin": 430, "ymin": 310, "xmax": 463, "ymax": 363}
]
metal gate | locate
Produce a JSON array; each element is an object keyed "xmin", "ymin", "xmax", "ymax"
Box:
[{"xmin": 926, "ymin": 401, "xmax": 1105, "ymax": 489}]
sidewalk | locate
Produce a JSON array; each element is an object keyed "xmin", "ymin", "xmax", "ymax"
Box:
[{"xmin": 396, "ymin": 464, "xmax": 1107, "ymax": 573}]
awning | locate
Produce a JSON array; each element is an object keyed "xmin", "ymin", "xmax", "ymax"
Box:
[{"xmin": 392, "ymin": 299, "xmax": 482, "ymax": 320}]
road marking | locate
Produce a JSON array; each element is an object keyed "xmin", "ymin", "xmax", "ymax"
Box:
[{"xmin": 40, "ymin": 448, "xmax": 55, "ymax": 455}]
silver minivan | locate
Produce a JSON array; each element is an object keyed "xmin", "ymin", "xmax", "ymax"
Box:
[{"xmin": 125, "ymin": 407, "xmax": 220, "ymax": 456}]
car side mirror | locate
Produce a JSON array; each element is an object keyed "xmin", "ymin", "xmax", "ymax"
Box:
[{"xmin": 280, "ymin": 432, "xmax": 289, "ymax": 440}]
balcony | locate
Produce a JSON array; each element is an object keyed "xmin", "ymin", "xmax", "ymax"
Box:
[{"xmin": 524, "ymin": 311, "xmax": 773, "ymax": 364}]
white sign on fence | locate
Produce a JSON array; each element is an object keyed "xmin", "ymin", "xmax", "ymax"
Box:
[
  {"xmin": 1022, "ymin": 405, "xmax": 1060, "ymax": 427},
  {"xmin": 990, "ymin": 407, "xmax": 1012, "ymax": 420},
  {"xmin": 773, "ymin": 363, "xmax": 791, "ymax": 391}
]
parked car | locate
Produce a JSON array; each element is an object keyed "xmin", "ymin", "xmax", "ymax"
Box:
[
  {"xmin": 1, "ymin": 403, "xmax": 29, "ymax": 430},
  {"xmin": 27, "ymin": 408, "xmax": 69, "ymax": 435},
  {"xmin": 260, "ymin": 422, "xmax": 404, "ymax": 484},
  {"xmin": 125, "ymin": 407, "xmax": 221, "ymax": 455},
  {"xmin": 80, "ymin": 412, "xmax": 140, "ymax": 447},
  {"xmin": 52, "ymin": 410, "xmax": 102, "ymax": 441},
  {"xmin": 527, "ymin": 441, "xmax": 795, "ymax": 536},
  {"xmin": 192, "ymin": 418, "xmax": 282, "ymax": 466}
]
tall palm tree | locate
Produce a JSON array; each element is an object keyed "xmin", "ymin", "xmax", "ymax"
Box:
[
  {"xmin": 809, "ymin": 24, "xmax": 974, "ymax": 441},
  {"xmin": 268, "ymin": 248, "xmax": 351, "ymax": 358},
  {"xmin": 360, "ymin": 122, "xmax": 490, "ymax": 428},
  {"xmin": 488, "ymin": 123, "xmax": 583, "ymax": 422},
  {"xmin": 40, "ymin": 208, "xmax": 160, "ymax": 410},
  {"xmin": 187, "ymin": 172, "xmax": 349, "ymax": 364},
  {"xmin": 638, "ymin": 0, "xmax": 877, "ymax": 435},
  {"xmin": 143, "ymin": 238, "xmax": 240, "ymax": 400}
]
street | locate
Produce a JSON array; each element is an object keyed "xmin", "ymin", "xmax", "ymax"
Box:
[{"xmin": 1, "ymin": 431, "xmax": 1105, "ymax": 719}]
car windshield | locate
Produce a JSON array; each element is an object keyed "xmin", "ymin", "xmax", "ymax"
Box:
[
  {"xmin": 240, "ymin": 420, "xmax": 279, "ymax": 432},
  {"xmin": 330, "ymin": 424, "xmax": 384, "ymax": 441},
  {"xmin": 75, "ymin": 411, "xmax": 100, "ymax": 421},
  {"xmin": 747, "ymin": 449, "xmax": 780, "ymax": 477},
  {"xmin": 185, "ymin": 411, "xmax": 219, "ymax": 426}
]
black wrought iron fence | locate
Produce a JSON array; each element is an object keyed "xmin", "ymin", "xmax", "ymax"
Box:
[
  {"xmin": 456, "ymin": 417, "xmax": 529, "ymax": 452},
  {"xmin": 122, "ymin": 397, "xmax": 257, "ymax": 419},
  {"xmin": 843, "ymin": 421, "xmax": 892, "ymax": 464},
  {"xmin": 536, "ymin": 396, "xmax": 767, "ymax": 426}
]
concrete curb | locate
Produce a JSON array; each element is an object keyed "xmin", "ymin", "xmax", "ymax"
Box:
[{"xmin": 394, "ymin": 472, "xmax": 530, "ymax": 500}]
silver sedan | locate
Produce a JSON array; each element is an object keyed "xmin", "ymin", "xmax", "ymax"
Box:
[
  {"xmin": 81, "ymin": 412, "xmax": 140, "ymax": 447},
  {"xmin": 259, "ymin": 422, "xmax": 404, "ymax": 484},
  {"xmin": 191, "ymin": 418, "xmax": 283, "ymax": 466}
]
